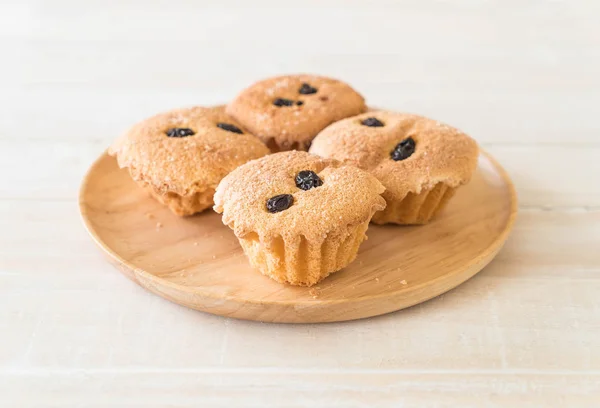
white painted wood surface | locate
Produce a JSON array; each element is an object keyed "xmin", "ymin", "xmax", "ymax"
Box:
[{"xmin": 1, "ymin": 0, "xmax": 599, "ymax": 406}]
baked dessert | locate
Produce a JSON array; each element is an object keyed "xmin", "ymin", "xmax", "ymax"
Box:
[
  {"xmin": 310, "ymin": 111, "xmax": 479, "ymax": 224},
  {"xmin": 109, "ymin": 106, "xmax": 269, "ymax": 216},
  {"xmin": 226, "ymin": 74, "xmax": 367, "ymax": 152},
  {"xmin": 213, "ymin": 151, "xmax": 386, "ymax": 286}
]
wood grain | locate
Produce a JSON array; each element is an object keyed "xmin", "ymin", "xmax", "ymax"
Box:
[
  {"xmin": 2, "ymin": 371, "xmax": 599, "ymax": 408},
  {"xmin": 79, "ymin": 151, "xmax": 516, "ymax": 323}
]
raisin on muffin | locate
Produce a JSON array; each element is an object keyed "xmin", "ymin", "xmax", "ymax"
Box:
[
  {"xmin": 109, "ymin": 106, "xmax": 269, "ymax": 216},
  {"xmin": 226, "ymin": 75, "xmax": 367, "ymax": 152},
  {"xmin": 213, "ymin": 151, "xmax": 386, "ymax": 286},
  {"xmin": 310, "ymin": 111, "xmax": 479, "ymax": 225}
]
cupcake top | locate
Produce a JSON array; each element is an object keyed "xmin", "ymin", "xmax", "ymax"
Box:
[
  {"xmin": 309, "ymin": 111, "xmax": 479, "ymax": 200},
  {"xmin": 226, "ymin": 75, "xmax": 367, "ymax": 151},
  {"xmin": 213, "ymin": 151, "xmax": 386, "ymax": 241},
  {"xmin": 109, "ymin": 106, "xmax": 270, "ymax": 196}
]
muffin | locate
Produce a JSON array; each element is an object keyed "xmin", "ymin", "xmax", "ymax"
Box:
[
  {"xmin": 109, "ymin": 106, "xmax": 269, "ymax": 216},
  {"xmin": 226, "ymin": 74, "xmax": 367, "ymax": 152},
  {"xmin": 310, "ymin": 111, "xmax": 479, "ymax": 225},
  {"xmin": 213, "ymin": 151, "xmax": 386, "ymax": 286}
]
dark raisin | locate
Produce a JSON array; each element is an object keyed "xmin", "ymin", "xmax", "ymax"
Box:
[
  {"xmin": 391, "ymin": 137, "xmax": 416, "ymax": 161},
  {"xmin": 299, "ymin": 83, "xmax": 317, "ymax": 95},
  {"xmin": 273, "ymin": 98, "xmax": 295, "ymax": 107},
  {"xmin": 266, "ymin": 194, "xmax": 294, "ymax": 213},
  {"xmin": 296, "ymin": 101, "xmax": 304, "ymax": 106},
  {"xmin": 295, "ymin": 170, "xmax": 323, "ymax": 191},
  {"xmin": 166, "ymin": 128, "xmax": 195, "ymax": 138},
  {"xmin": 216, "ymin": 123, "xmax": 243, "ymax": 134},
  {"xmin": 361, "ymin": 117, "xmax": 384, "ymax": 127}
]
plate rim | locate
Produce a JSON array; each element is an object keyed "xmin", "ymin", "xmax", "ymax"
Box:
[{"xmin": 79, "ymin": 150, "xmax": 518, "ymax": 308}]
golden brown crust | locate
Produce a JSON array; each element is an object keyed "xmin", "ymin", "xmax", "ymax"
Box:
[
  {"xmin": 144, "ymin": 186, "xmax": 215, "ymax": 217},
  {"xmin": 213, "ymin": 151, "xmax": 386, "ymax": 286},
  {"xmin": 237, "ymin": 220, "xmax": 371, "ymax": 286},
  {"xmin": 226, "ymin": 75, "xmax": 367, "ymax": 151},
  {"xmin": 109, "ymin": 106, "xmax": 269, "ymax": 215},
  {"xmin": 310, "ymin": 111, "xmax": 479, "ymax": 201},
  {"xmin": 370, "ymin": 183, "xmax": 457, "ymax": 225},
  {"xmin": 214, "ymin": 151, "xmax": 386, "ymax": 241}
]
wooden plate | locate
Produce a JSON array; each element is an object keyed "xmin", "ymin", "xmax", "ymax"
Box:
[{"xmin": 79, "ymin": 151, "xmax": 517, "ymax": 323}]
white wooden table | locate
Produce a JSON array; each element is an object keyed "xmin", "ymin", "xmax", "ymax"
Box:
[{"xmin": 2, "ymin": 1, "xmax": 599, "ymax": 406}]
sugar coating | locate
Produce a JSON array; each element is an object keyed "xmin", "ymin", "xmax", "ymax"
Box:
[
  {"xmin": 226, "ymin": 75, "xmax": 367, "ymax": 151},
  {"xmin": 109, "ymin": 106, "xmax": 270, "ymax": 203},
  {"xmin": 214, "ymin": 151, "xmax": 386, "ymax": 242},
  {"xmin": 310, "ymin": 111, "xmax": 479, "ymax": 201}
]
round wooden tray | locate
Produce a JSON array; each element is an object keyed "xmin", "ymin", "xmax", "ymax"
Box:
[{"xmin": 79, "ymin": 151, "xmax": 516, "ymax": 323}]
